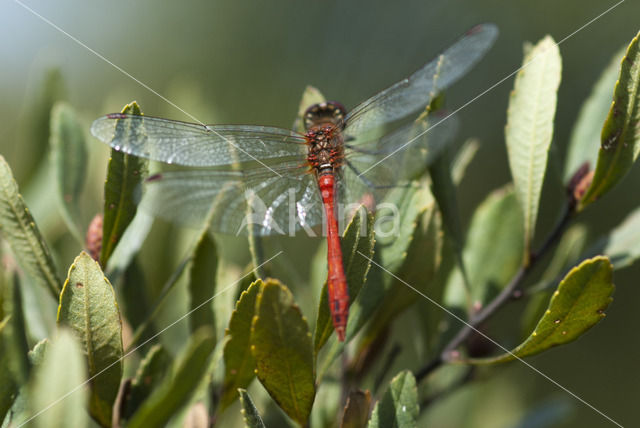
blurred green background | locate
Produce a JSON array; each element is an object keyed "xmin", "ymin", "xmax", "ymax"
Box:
[{"xmin": 1, "ymin": 0, "xmax": 638, "ymax": 426}]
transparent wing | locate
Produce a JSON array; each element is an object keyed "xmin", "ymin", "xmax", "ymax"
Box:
[
  {"xmin": 343, "ymin": 24, "xmax": 497, "ymax": 139},
  {"xmin": 91, "ymin": 114, "xmax": 308, "ymax": 167},
  {"xmin": 343, "ymin": 112, "xmax": 460, "ymax": 202},
  {"xmin": 140, "ymin": 163, "xmax": 325, "ymax": 236}
]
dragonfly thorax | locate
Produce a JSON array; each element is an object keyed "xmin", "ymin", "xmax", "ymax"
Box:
[
  {"xmin": 304, "ymin": 102, "xmax": 347, "ymax": 174},
  {"xmin": 305, "ymin": 124, "xmax": 344, "ymax": 174}
]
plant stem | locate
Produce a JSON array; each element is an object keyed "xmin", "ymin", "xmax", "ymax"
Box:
[
  {"xmin": 340, "ymin": 348, "xmax": 350, "ymax": 414},
  {"xmin": 416, "ymin": 202, "xmax": 573, "ymax": 383}
]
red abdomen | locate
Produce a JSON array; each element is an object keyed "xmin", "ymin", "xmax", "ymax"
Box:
[{"xmin": 318, "ymin": 174, "xmax": 349, "ymax": 341}]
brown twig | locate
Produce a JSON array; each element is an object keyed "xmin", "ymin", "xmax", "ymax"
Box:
[{"xmin": 416, "ymin": 202, "xmax": 573, "ymax": 383}]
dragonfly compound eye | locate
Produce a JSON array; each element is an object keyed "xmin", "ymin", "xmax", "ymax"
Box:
[{"xmin": 304, "ymin": 101, "xmax": 348, "ymax": 130}]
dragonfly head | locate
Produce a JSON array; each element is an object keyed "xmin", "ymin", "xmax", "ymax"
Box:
[{"xmin": 303, "ymin": 101, "xmax": 347, "ymax": 131}]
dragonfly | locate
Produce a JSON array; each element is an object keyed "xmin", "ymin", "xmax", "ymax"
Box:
[{"xmin": 91, "ymin": 24, "xmax": 497, "ymax": 342}]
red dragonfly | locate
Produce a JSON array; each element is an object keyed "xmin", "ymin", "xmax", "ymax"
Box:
[{"xmin": 91, "ymin": 24, "xmax": 497, "ymax": 341}]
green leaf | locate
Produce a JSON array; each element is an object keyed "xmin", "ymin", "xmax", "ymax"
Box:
[
  {"xmin": 580, "ymin": 31, "xmax": 640, "ymax": 208},
  {"xmin": 429, "ymin": 143, "xmax": 470, "ymax": 298},
  {"xmin": 101, "ymin": 101, "xmax": 147, "ymax": 267},
  {"xmin": 420, "ymin": 228, "xmax": 459, "ymax": 353},
  {"xmin": 220, "ymin": 280, "xmax": 262, "ymax": 410},
  {"xmin": 0, "ymin": 317, "xmax": 18, "ymax": 422},
  {"xmin": 20, "ymin": 161, "xmax": 61, "ymax": 246},
  {"xmin": 57, "ymin": 251, "xmax": 123, "ymax": 427},
  {"xmin": 0, "ymin": 335, "xmax": 47, "ymax": 427},
  {"xmin": 429, "ymin": 148, "xmax": 464, "ymax": 258},
  {"xmin": 376, "ymin": 183, "xmax": 434, "ymax": 272},
  {"xmin": 429, "ymin": 137, "xmax": 479, "ymax": 302},
  {"xmin": 0, "ymin": 273, "xmax": 30, "ymax": 423},
  {"xmin": 451, "ymin": 138, "xmax": 480, "ymax": 184},
  {"xmin": 238, "ymin": 389, "xmax": 266, "ymax": 428},
  {"xmin": 314, "ymin": 207, "xmax": 374, "ymax": 350},
  {"xmin": 505, "ymin": 36, "xmax": 562, "ymax": 259},
  {"xmin": 564, "ymin": 48, "xmax": 625, "ymax": 181},
  {"xmin": 540, "ymin": 224, "xmax": 589, "ymax": 284},
  {"xmin": 251, "ymin": 279, "xmax": 315, "ymax": 426},
  {"xmin": 188, "ymin": 232, "xmax": 217, "ymax": 337},
  {"xmin": 17, "ymin": 68, "xmax": 66, "ymax": 185},
  {"xmin": 126, "ymin": 230, "xmax": 199, "ymax": 348},
  {"xmin": 293, "ymin": 85, "xmax": 326, "ymax": 133},
  {"xmin": 589, "ymin": 205, "xmax": 640, "ymax": 269},
  {"xmin": 368, "ymin": 371, "xmax": 418, "ymax": 428},
  {"xmin": 120, "ymin": 190, "xmax": 218, "ymax": 349},
  {"xmin": 360, "ymin": 207, "xmax": 441, "ymax": 343},
  {"xmin": 470, "ymin": 256, "xmax": 614, "ymax": 364},
  {"xmin": 522, "ymin": 225, "xmax": 588, "ymax": 336},
  {"xmin": 449, "ymin": 185, "xmax": 524, "ymax": 308},
  {"xmin": 1, "ymin": 271, "xmax": 30, "ymax": 385},
  {"xmin": 119, "ymin": 260, "xmax": 154, "ymax": 335},
  {"xmin": 127, "ymin": 328, "xmax": 216, "ymax": 428},
  {"xmin": 0, "ymin": 155, "xmax": 61, "ymax": 299},
  {"xmin": 29, "ymin": 328, "xmax": 88, "ymax": 428},
  {"xmin": 341, "ymin": 389, "xmax": 372, "ymax": 428},
  {"xmin": 378, "ymin": 183, "xmax": 433, "ymax": 272},
  {"xmin": 220, "ymin": 280, "xmax": 261, "ymax": 410},
  {"xmin": 121, "ymin": 344, "xmax": 172, "ymax": 421},
  {"xmin": 49, "ymin": 102, "xmax": 87, "ymax": 242},
  {"xmin": 105, "ymin": 210, "xmax": 154, "ymax": 278},
  {"xmin": 28, "ymin": 338, "xmax": 50, "ymax": 365}
]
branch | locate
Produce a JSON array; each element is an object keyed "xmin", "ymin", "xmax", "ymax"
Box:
[{"xmin": 416, "ymin": 202, "xmax": 573, "ymax": 383}]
